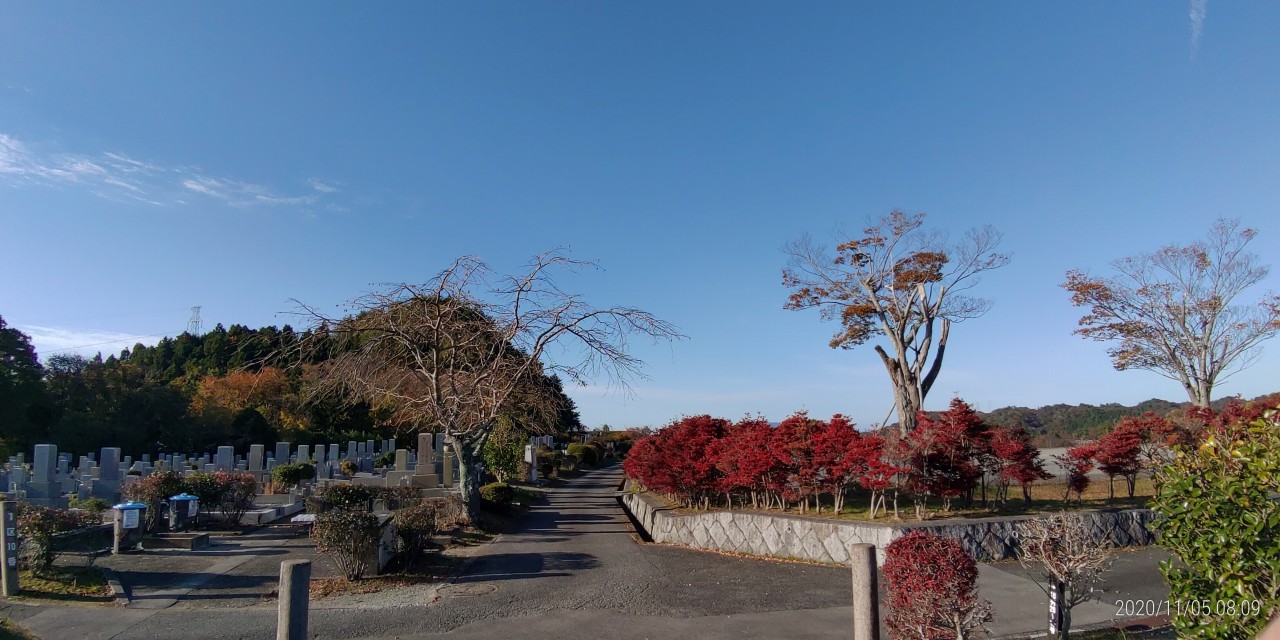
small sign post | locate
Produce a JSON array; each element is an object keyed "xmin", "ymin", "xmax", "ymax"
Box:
[
  {"xmin": 1048, "ymin": 580, "xmax": 1064, "ymax": 636},
  {"xmin": 1, "ymin": 501, "xmax": 19, "ymax": 596}
]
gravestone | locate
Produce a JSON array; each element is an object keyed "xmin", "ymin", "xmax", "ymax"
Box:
[
  {"xmin": 275, "ymin": 442, "xmax": 291, "ymax": 465},
  {"xmin": 297, "ymin": 445, "xmax": 310, "ymax": 464},
  {"xmin": 249, "ymin": 444, "xmax": 265, "ymax": 472},
  {"xmin": 394, "ymin": 449, "xmax": 409, "ymax": 472},
  {"xmin": 328, "ymin": 444, "xmax": 339, "ymax": 463},
  {"xmin": 216, "ymin": 446, "xmax": 234, "ymax": 471},
  {"xmin": 442, "ymin": 446, "xmax": 454, "ymax": 487},
  {"xmin": 411, "ymin": 433, "xmax": 438, "ymax": 488},
  {"xmin": 347, "ymin": 441, "xmax": 357, "ymax": 459},
  {"xmin": 92, "ymin": 447, "xmax": 122, "ymax": 501}
]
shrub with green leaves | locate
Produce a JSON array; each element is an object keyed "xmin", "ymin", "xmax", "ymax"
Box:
[
  {"xmin": 483, "ymin": 438, "xmax": 522, "ymax": 483},
  {"xmin": 566, "ymin": 443, "xmax": 597, "ymax": 467},
  {"xmin": 122, "ymin": 470, "xmax": 187, "ymax": 533},
  {"xmin": 313, "ymin": 484, "xmax": 373, "ymax": 513},
  {"xmin": 271, "ymin": 462, "xmax": 315, "ymax": 489},
  {"xmin": 312, "ymin": 510, "xmax": 382, "ymax": 580},
  {"xmin": 1151, "ymin": 408, "xmax": 1280, "ymax": 639},
  {"xmin": 374, "ymin": 450, "xmax": 396, "ymax": 469},
  {"xmin": 392, "ymin": 500, "xmax": 438, "ymax": 568},
  {"xmin": 479, "ymin": 482, "xmax": 516, "ymax": 507},
  {"xmin": 374, "ymin": 486, "xmax": 423, "ymax": 510},
  {"xmin": 184, "ymin": 472, "xmax": 227, "ymax": 520},
  {"xmin": 338, "ymin": 459, "xmax": 358, "ymax": 476},
  {"xmin": 16, "ymin": 504, "xmax": 94, "ymax": 574}
]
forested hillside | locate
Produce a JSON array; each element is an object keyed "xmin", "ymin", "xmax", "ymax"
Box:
[
  {"xmin": 0, "ymin": 316, "xmax": 583, "ymax": 458},
  {"xmin": 981, "ymin": 394, "xmax": 1277, "ymax": 445}
]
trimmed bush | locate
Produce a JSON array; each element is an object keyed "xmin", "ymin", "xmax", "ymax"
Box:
[
  {"xmin": 479, "ymin": 482, "xmax": 516, "ymax": 507},
  {"xmin": 184, "ymin": 472, "xmax": 227, "ymax": 520},
  {"xmin": 374, "ymin": 450, "xmax": 396, "ymax": 469},
  {"xmin": 338, "ymin": 459, "xmax": 358, "ymax": 476},
  {"xmin": 883, "ymin": 531, "xmax": 991, "ymax": 639},
  {"xmin": 16, "ymin": 504, "xmax": 94, "ymax": 574},
  {"xmin": 312, "ymin": 510, "xmax": 381, "ymax": 580},
  {"xmin": 536, "ymin": 452, "xmax": 557, "ymax": 479},
  {"xmin": 213, "ymin": 471, "xmax": 257, "ymax": 526},
  {"xmin": 374, "ymin": 486, "xmax": 423, "ymax": 510},
  {"xmin": 122, "ymin": 470, "xmax": 187, "ymax": 533},
  {"xmin": 434, "ymin": 495, "xmax": 470, "ymax": 530},
  {"xmin": 313, "ymin": 484, "xmax": 373, "ymax": 513},
  {"xmin": 271, "ymin": 462, "xmax": 315, "ymax": 489},
  {"xmin": 393, "ymin": 500, "xmax": 438, "ymax": 568},
  {"xmin": 566, "ymin": 443, "xmax": 598, "ymax": 467}
]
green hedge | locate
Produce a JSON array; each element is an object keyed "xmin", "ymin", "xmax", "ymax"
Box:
[{"xmin": 479, "ymin": 482, "xmax": 516, "ymax": 506}]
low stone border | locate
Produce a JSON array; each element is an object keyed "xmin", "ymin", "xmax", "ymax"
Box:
[
  {"xmin": 620, "ymin": 487, "xmax": 1157, "ymax": 566},
  {"xmin": 100, "ymin": 567, "xmax": 130, "ymax": 605}
]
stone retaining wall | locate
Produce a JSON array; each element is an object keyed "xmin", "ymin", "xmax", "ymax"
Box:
[{"xmin": 621, "ymin": 488, "xmax": 1156, "ymax": 566}]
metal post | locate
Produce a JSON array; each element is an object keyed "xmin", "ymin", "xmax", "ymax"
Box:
[
  {"xmin": 1, "ymin": 502, "xmax": 20, "ymax": 596},
  {"xmin": 277, "ymin": 559, "xmax": 311, "ymax": 640},
  {"xmin": 850, "ymin": 543, "xmax": 880, "ymax": 640}
]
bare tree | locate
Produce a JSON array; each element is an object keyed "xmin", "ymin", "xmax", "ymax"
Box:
[
  {"xmin": 1015, "ymin": 514, "xmax": 1114, "ymax": 640},
  {"xmin": 783, "ymin": 210, "xmax": 1009, "ymax": 435},
  {"xmin": 295, "ymin": 251, "xmax": 683, "ymax": 515},
  {"xmin": 1064, "ymin": 219, "xmax": 1280, "ymax": 407}
]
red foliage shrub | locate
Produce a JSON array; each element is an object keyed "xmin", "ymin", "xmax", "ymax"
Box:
[
  {"xmin": 991, "ymin": 424, "xmax": 1050, "ymax": 505},
  {"xmin": 883, "ymin": 531, "xmax": 991, "ymax": 639},
  {"xmin": 622, "ymin": 415, "xmax": 728, "ymax": 507},
  {"xmin": 1054, "ymin": 443, "xmax": 1098, "ymax": 502}
]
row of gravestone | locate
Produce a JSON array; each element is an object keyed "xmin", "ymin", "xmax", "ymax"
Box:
[
  {"xmin": 1, "ymin": 433, "xmax": 466, "ymax": 507},
  {"xmin": 2, "ymin": 433, "xmax": 564, "ymax": 507}
]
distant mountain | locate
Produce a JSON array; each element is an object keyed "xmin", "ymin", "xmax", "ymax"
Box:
[{"xmin": 979, "ymin": 392, "xmax": 1278, "ymax": 443}]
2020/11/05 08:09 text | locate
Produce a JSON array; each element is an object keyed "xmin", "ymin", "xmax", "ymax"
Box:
[{"xmin": 1115, "ymin": 599, "xmax": 1264, "ymax": 618}]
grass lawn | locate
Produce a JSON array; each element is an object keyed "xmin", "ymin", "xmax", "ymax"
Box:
[
  {"xmin": 0, "ymin": 620, "xmax": 39, "ymax": 640},
  {"xmin": 8, "ymin": 566, "xmax": 113, "ymax": 603}
]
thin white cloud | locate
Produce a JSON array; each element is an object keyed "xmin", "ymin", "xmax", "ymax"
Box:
[
  {"xmin": 18, "ymin": 325, "xmax": 165, "ymax": 360},
  {"xmin": 0, "ymin": 131, "xmax": 345, "ymax": 211},
  {"xmin": 308, "ymin": 178, "xmax": 338, "ymax": 193},
  {"xmin": 1189, "ymin": 0, "xmax": 1208, "ymax": 59}
]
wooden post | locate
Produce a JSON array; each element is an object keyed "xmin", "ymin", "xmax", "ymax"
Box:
[
  {"xmin": 850, "ymin": 543, "xmax": 880, "ymax": 640},
  {"xmin": 1, "ymin": 502, "xmax": 20, "ymax": 596},
  {"xmin": 277, "ymin": 559, "xmax": 311, "ymax": 640}
]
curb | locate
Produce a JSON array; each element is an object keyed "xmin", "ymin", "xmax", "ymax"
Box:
[{"xmin": 100, "ymin": 568, "xmax": 130, "ymax": 606}]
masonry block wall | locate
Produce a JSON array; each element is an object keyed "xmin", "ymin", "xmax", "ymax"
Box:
[{"xmin": 621, "ymin": 487, "xmax": 1156, "ymax": 566}]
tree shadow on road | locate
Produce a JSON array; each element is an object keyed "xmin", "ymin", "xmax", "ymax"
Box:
[{"xmin": 454, "ymin": 552, "xmax": 599, "ymax": 583}]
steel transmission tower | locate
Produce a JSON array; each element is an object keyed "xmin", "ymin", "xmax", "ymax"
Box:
[{"xmin": 187, "ymin": 306, "xmax": 203, "ymax": 335}]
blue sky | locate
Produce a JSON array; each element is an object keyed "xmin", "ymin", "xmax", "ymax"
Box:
[{"xmin": 2, "ymin": 2, "xmax": 1278, "ymax": 428}]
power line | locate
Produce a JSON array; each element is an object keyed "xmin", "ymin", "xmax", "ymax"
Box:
[{"xmin": 41, "ymin": 332, "xmax": 174, "ymax": 355}]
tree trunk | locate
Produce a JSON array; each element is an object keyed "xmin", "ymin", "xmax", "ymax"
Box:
[{"xmin": 446, "ymin": 432, "xmax": 487, "ymax": 524}]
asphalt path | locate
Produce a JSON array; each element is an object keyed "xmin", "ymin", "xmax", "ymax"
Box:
[
  {"xmin": 8, "ymin": 465, "xmax": 854, "ymax": 640},
  {"xmin": 3, "ymin": 464, "xmax": 1171, "ymax": 639}
]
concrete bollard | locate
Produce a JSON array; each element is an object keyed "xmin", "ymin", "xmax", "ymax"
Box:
[
  {"xmin": 850, "ymin": 543, "xmax": 880, "ymax": 640},
  {"xmin": 277, "ymin": 559, "xmax": 312, "ymax": 640}
]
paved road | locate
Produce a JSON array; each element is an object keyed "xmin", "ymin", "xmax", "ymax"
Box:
[
  {"xmin": 7, "ymin": 466, "xmax": 854, "ymax": 640},
  {"xmin": 2, "ymin": 464, "xmax": 1171, "ymax": 639}
]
